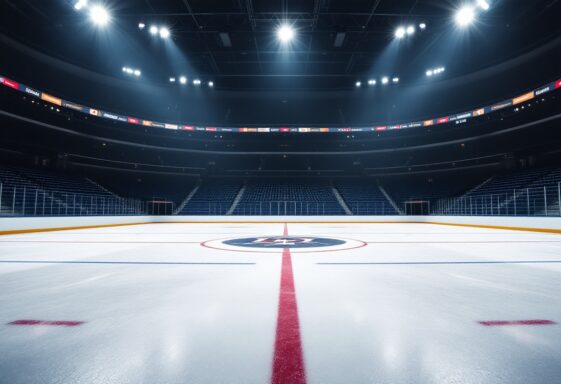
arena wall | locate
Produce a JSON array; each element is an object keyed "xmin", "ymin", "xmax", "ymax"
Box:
[
  {"xmin": 0, "ymin": 216, "xmax": 154, "ymax": 234},
  {"xmin": 1, "ymin": 215, "xmax": 560, "ymax": 234}
]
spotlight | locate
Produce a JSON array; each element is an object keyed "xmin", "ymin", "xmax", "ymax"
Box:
[
  {"xmin": 419, "ymin": 23, "xmax": 427, "ymax": 29},
  {"xmin": 159, "ymin": 27, "xmax": 170, "ymax": 39},
  {"xmin": 123, "ymin": 67, "xmax": 141, "ymax": 77},
  {"xmin": 169, "ymin": 77, "xmax": 176, "ymax": 83},
  {"xmin": 381, "ymin": 77, "xmax": 389, "ymax": 85},
  {"xmin": 368, "ymin": 79, "xmax": 377, "ymax": 86},
  {"xmin": 208, "ymin": 81, "xmax": 214, "ymax": 88},
  {"xmin": 138, "ymin": 23, "xmax": 145, "ymax": 29},
  {"xmin": 406, "ymin": 25, "xmax": 415, "ymax": 35},
  {"xmin": 395, "ymin": 27, "xmax": 406, "ymax": 39},
  {"xmin": 149, "ymin": 25, "xmax": 158, "ymax": 35},
  {"xmin": 392, "ymin": 77, "xmax": 399, "ymax": 83},
  {"xmin": 455, "ymin": 6, "xmax": 476, "ymax": 27},
  {"xmin": 427, "ymin": 67, "xmax": 445, "ymax": 77},
  {"xmin": 355, "ymin": 81, "xmax": 362, "ymax": 88},
  {"xmin": 193, "ymin": 79, "xmax": 202, "ymax": 86},
  {"xmin": 89, "ymin": 4, "xmax": 110, "ymax": 26},
  {"xmin": 476, "ymin": 0, "xmax": 490, "ymax": 11},
  {"xmin": 277, "ymin": 24, "xmax": 295, "ymax": 43},
  {"xmin": 74, "ymin": 0, "xmax": 88, "ymax": 11},
  {"xmin": 179, "ymin": 76, "xmax": 187, "ymax": 85}
]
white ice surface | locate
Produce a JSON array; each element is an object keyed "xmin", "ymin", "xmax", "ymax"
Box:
[{"xmin": 1, "ymin": 222, "xmax": 561, "ymax": 384}]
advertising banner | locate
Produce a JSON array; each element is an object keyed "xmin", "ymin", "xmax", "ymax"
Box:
[
  {"xmin": 1, "ymin": 78, "xmax": 19, "ymax": 89},
  {"xmin": 491, "ymin": 100, "xmax": 512, "ymax": 111},
  {"xmin": 23, "ymin": 86, "xmax": 41, "ymax": 98},
  {"xmin": 62, "ymin": 101, "xmax": 86, "ymax": 112},
  {"xmin": 512, "ymin": 91, "xmax": 534, "ymax": 105},
  {"xmin": 41, "ymin": 93, "xmax": 62, "ymax": 106},
  {"xmin": 1, "ymin": 73, "xmax": 559, "ymax": 135}
]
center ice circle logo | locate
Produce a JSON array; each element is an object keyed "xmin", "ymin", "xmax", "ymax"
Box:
[{"xmin": 223, "ymin": 236, "xmax": 346, "ymax": 249}]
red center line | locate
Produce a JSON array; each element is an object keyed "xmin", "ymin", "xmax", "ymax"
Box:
[
  {"xmin": 479, "ymin": 320, "xmax": 556, "ymax": 326},
  {"xmin": 8, "ymin": 320, "xmax": 85, "ymax": 326},
  {"xmin": 272, "ymin": 223, "xmax": 306, "ymax": 384}
]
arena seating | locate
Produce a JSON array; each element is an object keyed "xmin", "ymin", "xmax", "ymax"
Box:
[
  {"xmin": 2, "ymin": 165, "xmax": 561, "ymax": 217},
  {"xmin": 436, "ymin": 167, "xmax": 561, "ymax": 216},
  {"xmin": 177, "ymin": 179, "xmax": 243, "ymax": 215},
  {"xmin": 386, "ymin": 181, "xmax": 460, "ymax": 215},
  {"xmin": 511, "ymin": 167, "xmax": 561, "ymax": 215},
  {"xmin": 466, "ymin": 168, "xmax": 551, "ymax": 196},
  {"xmin": 0, "ymin": 166, "xmax": 140, "ymax": 216},
  {"xmin": 334, "ymin": 180, "xmax": 399, "ymax": 215},
  {"xmin": 233, "ymin": 178, "xmax": 346, "ymax": 215}
]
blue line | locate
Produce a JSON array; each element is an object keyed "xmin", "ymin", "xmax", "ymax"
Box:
[
  {"xmin": 0, "ymin": 260, "xmax": 255, "ymax": 266},
  {"xmin": 317, "ymin": 260, "xmax": 561, "ymax": 266}
]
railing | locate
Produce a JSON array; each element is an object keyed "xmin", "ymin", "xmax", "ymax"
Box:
[
  {"xmin": 233, "ymin": 201, "xmax": 343, "ymax": 216},
  {"xmin": 433, "ymin": 183, "xmax": 561, "ymax": 217},
  {"xmin": 2, "ymin": 182, "xmax": 559, "ymax": 217},
  {"xmin": 347, "ymin": 201, "xmax": 397, "ymax": 215},
  {"xmin": 178, "ymin": 200, "xmax": 396, "ymax": 216},
  {"xmin": 0, "ymin": 183, "xmax": 146, "ymax": 217}
]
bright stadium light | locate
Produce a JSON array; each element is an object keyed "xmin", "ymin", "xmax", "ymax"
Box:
[
  {"xmin": 159, "ymin": 27, "xmax": 170, "ymax": 39},
  {"xmin": 179, "ymin": 76, "xmax": 187, "ymax": 84},
  {"xmin": 406, "ymin": 25, "xmax": 415, "ymax": 35},
  {"xmin": 476, "ymin": 0, "xmax": 490, "ymax": 11},
  {"xmin": 89, "ymin": 4, "xmax": 110, "ymax": 26},
  {"xmin": 123, "ymin": 67, "xmax": 141, "ymax": 77},
  {"xmin": 368, "ymin": 79, "xmax": 376, "ymax": 86},
  {"xmin": 392, "ymin": 77, "xmax": 400, "ymax": 83},
  {"xmin": 427, "ymin": 67, "xmax": 445, "ymax": 77},
  {"xmin": 395, "ymin": 26, "xmax": 406, "ymax": 39},
  {"xmin": 149, "ymin": 25, "xmax": 158, "ymax": 35},
  {"xmin": 193, "ymin": 79, "xmax": 202, "ymax": 86},
  {"xmin": 138, "ymin": 22, "xmax": 146, "ymax": 29},
  {"xmin": 169, "ymin": 77, "xmax": 176, "ymax": 83},
  {"xmin": 277, "ymin": 24, "xmax": 295, "ymax": 43},
  {"xmin": 355, "ymin": 81, "xmax": 362, "ymax": 88},
  {"xmin": 455, "ymin": 6, "xmax": 476, "ymax": 27},
  {"xmin": 419, "ymin": 23, "xmax": 427, "ymax": 30},
  {"xmin": 381, "ymin": 76, "xmax": 389, "ymax": 85},
  {"xmin": 208, "ymin": 81, "xmax": 214, "ymax": 88},
  {"xmin": 74, "ymin": 0, "xmax": 88, "ymax": 11}
]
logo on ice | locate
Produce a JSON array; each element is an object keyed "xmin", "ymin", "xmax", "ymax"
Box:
[
  {"xmin": 223, "ymin": 236, "xmax": 346, "ymax": 249},
  {"xmin": 253, "ymin": 237, "xmax": 315, "ymax": 245}
]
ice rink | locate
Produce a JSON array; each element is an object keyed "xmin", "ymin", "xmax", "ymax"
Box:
[{"xmin": 1, "ymin": 221, "xmax": 561, "ymax": 384}]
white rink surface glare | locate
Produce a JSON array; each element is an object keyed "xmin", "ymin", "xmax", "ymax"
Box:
[{"xmin": 0, "ymin": 222, "xmax": 560, "ymax": 384}]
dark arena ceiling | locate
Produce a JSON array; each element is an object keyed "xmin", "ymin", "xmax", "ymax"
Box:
[
  {"xmin": 0, "ymin": 0, "xmax": 560, "ymax": 126},
  {"xmin": 1, "ymin": 0, "xmax": 560, "ymax": 91}
]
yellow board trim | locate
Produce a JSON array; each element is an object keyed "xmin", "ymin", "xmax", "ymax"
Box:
[
  {"xmin": 425, "ymin": 222, "xmax": 561, "ymax": 234},
  {"xmin": 1, "ymin": 220, "xmax": 560, "ymax": 235},
  {"xmin": 0, "ymin": 222, "xmax": 151, "ymax": 236}
]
